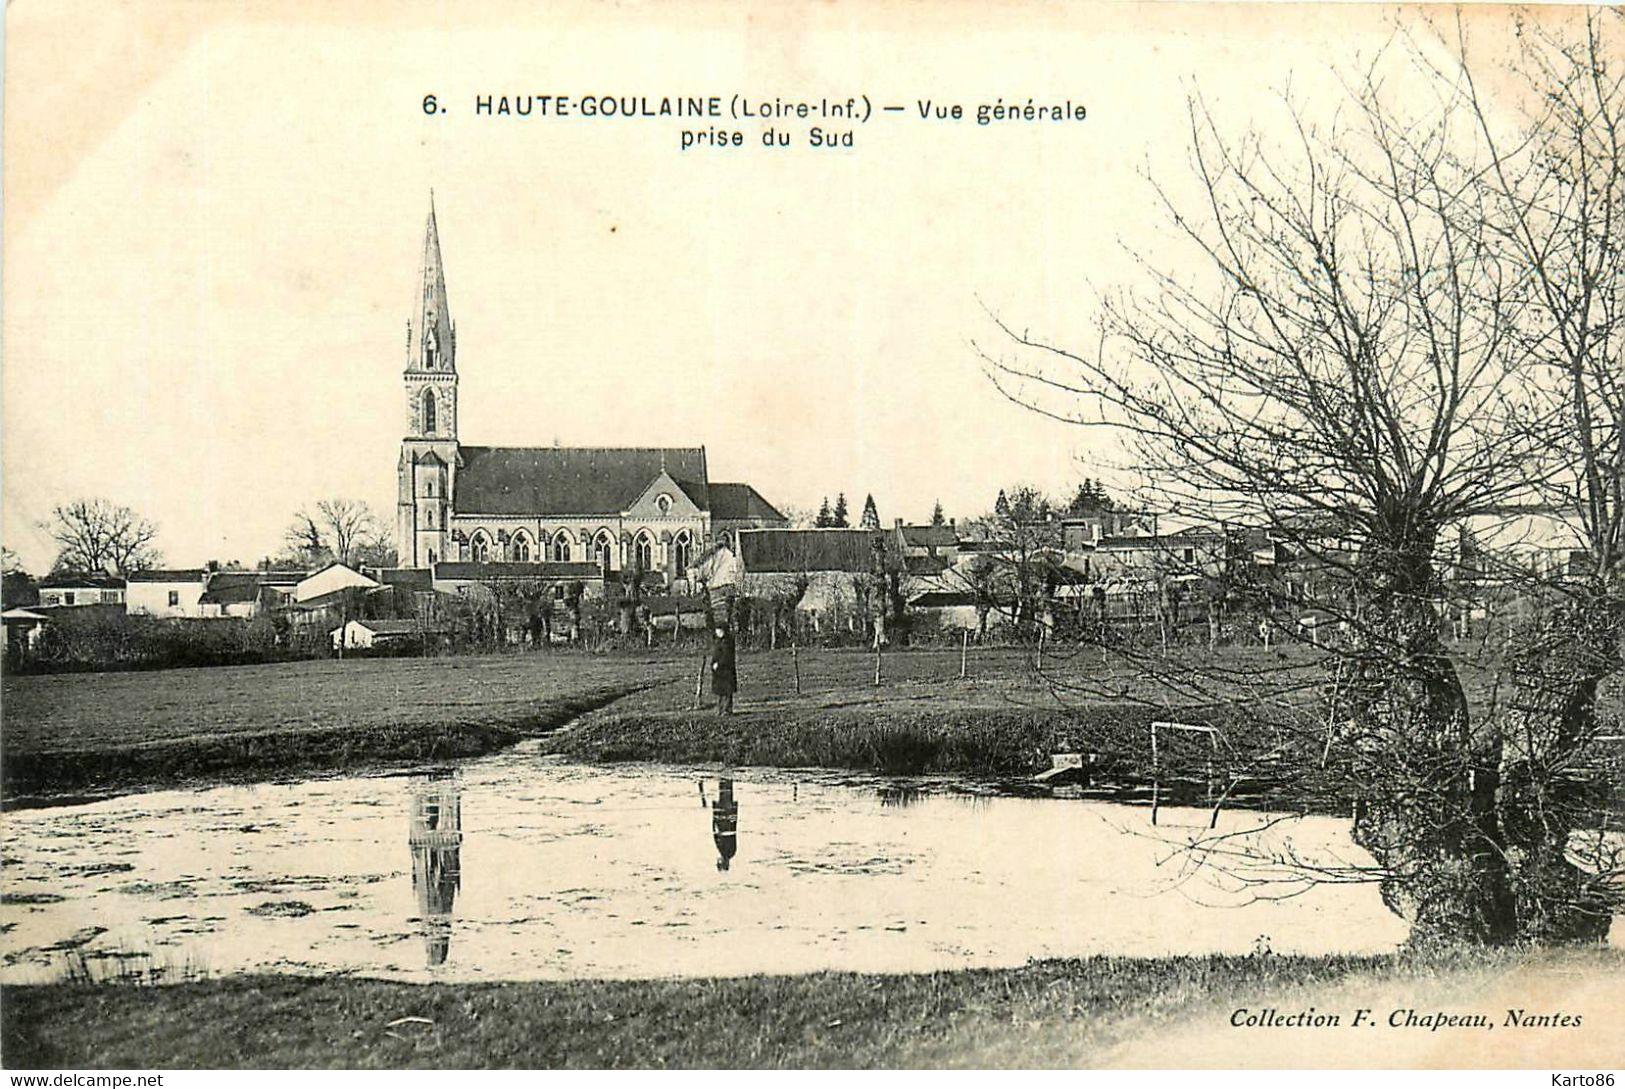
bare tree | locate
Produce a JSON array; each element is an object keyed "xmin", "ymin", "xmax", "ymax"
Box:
[
  {"xmin": 42, "ymin": 498, "xmax": 162, "ymax": 575},
  {"xmin": 1455, "ymin": 10, "xmax": 1625, "ymax": 941},
  {"xmin": 978, "ymin": 45, "xmax": 1549, "ymax": 942},
  {"xmin": 284, "ymin": 499, "xmax": 390, "ymax": 568}
]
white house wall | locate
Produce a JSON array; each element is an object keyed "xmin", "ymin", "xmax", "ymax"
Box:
[{"xmin": 296, "ymin": 565, "xmax": 381, "ymax": 603}]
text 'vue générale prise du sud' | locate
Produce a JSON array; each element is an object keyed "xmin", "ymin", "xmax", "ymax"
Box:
[{"xmin": 421, "ymin": 93, "xmax": 1090, "ymax": 151}]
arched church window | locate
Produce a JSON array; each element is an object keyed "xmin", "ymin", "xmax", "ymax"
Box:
[
  {"xmin": 634, "ymin": 532, "xmax": 654, "ymax": 572},
  {"xmin": 425, "ymin": 480, "xmax": 435, "ymax": 498},
  {"xmin": 423, "ymin": 389, "xmax": 437, "ymax": 434},
  {"xmin": 425, "ymin": 508, "xmax": 435, "ymax": 529},
  {"xmin": 672, "ymin": 531, "xmax": 691, "ymax": 574},
  {"xmin": 552, "ymin": 532, "xmax": 572, "ymax": 563},
  {"xmin": 595, "ymin": 533, "xmax": 614, "ymax": 572},
  {"xmin": 471, "ymin": 533, "xmax": 490, "ymax": 564},
  {"xmin": 512, "ymin": 533, "xmax": 532, "ymax": 563}
]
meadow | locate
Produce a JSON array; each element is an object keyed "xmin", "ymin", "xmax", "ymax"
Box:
[
  {"xmin": 3, "ymin": 641, "xmax": 1613, "ymax": 805},
  {"xmin": 5, "ymin": 947, "xmax": 1620, "ymax": 1068},
  {"xmin": 0, "ymin": 652, "xmax": 684, "ymax": 801}
]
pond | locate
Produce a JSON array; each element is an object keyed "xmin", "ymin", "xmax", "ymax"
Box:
[{"xmin": 0, "ymin": 746, "xmax": 1419, "ymax": 984}]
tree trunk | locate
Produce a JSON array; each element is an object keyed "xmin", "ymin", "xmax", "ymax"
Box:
[
  {"xmin": 1496, "ymin": 592, "xmax": 1621, "ymax": 943},
  {"xmin": 1345, "ymin": 530, "xmax": 1516, "ymax": 947}
]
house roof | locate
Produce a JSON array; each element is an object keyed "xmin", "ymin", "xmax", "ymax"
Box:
[
  {"xmin": 897, "ymin": 523, "xmax": 957, "ymax": 549},
  {"xmin": 1094, "ymin": 531, "xmax": 1221, "ymax": 550},
  {"xmin": 345, "ymin": 618, "xmax": 442, "ymax": 636},
  {"xmin": 292, "ymin": 585, "xmax": 389, "ymax": 611},
  {"xmin": 38, "ymin": 572, "xmax": 127, "ymax": 590},
  {"xmin": 737, "ymin": 529, "xmax": 884, "ymax": 574},
  {"xmin": 126, "ymin": 569, "xmax": 209, "ymax": 583},
  {"xmin": 376, "ymin": 568, "xmax": 435, "ymax": 591},
  {"xmin": 198, "ymin": 572, "xmax": 299, "ymax": 606},
  {"xmin": 455, "ymin": 446, "xmax": 709, "ymax": 516},
  {"xmin": 709, "ymin": 482, "xmax": 786, "ymax": 522},
  {"xmin": 908, "ymin": 590, "xmax": 978, "ymax": 609},
  {"xmin": 434, "ymin": 561, "xmax": 602, "ymax": 581},
  {"xmin": 1, "ymin": 607, "xmax": 49, "ymax": 622}
]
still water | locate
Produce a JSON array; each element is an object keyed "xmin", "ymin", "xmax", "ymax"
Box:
[{"xmin": 0, "ymin": 747, "xmax": 1412, "ymax": 983}]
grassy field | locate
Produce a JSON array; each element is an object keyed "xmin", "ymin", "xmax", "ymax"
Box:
[
  {"xmin": 4, "ymin": 642, "xmax": 1615, "ymax": 803},
  {"xmin": 5, "ymin": 947, "xmax": 1620, "ymax": 1068},
  {"xmin": 547, "ymin": 644, "xmax": 1343, "ymax": 800},
  {"xmin": 0, "ymin": 652, "xmax": 686, "ymax": 802}
]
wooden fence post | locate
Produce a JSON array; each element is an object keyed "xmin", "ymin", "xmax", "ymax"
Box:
[
  {"xmin": 960, "ymin": 629, "xmax": 968, "ymax": 679},
  {"xmin": 1149, "ymin": 721, "xmax": 1160, "ymax": 826}
]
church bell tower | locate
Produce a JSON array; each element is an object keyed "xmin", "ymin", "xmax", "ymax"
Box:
[{"xmin": 397, "ymin": 195, "xmax": 461, "ymax": 568}]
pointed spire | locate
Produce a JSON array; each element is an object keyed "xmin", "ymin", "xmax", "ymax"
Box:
[{"xmin": 411, "ymin": 191, "xmax": 454, "ymax": 374}]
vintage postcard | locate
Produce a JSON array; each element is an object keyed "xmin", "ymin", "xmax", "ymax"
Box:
[{"xmin": 2, "ymin": 0, "xmax": 1622, "ymax": 1074}]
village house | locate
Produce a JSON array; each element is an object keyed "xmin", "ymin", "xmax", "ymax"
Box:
[
  {"xmin": 332, "ymin": 617, "xmax": 449, "ymax": 652},
  {"xmin": 126, "ymin": 569, "xmax": 211, "ymax": 618},
  {"xmin": 196, "ymin": 570, "xmax": 302, "ymax": 618},
  {"xmin": 1060, "ymin": 509, "xmax": 1158, "ymax": 550},
  {"xmin": 284, "ymin": 562, "xmax": 388, "ymax": 638},
  {"xmin": 890, "ymin": 519, "xmax": 959, "ymax": 572},
  {"xmin": 1, "ymin": 607, "xmax": 50, "ymax": 657},
  {"xmin": 36, "ymin": 572, "xmax": 125, "ymax": 608}
]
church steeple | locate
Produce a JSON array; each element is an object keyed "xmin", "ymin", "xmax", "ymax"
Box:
[
  {"xmin": 408, "ymin": 192, "xmax": 455, "ymax": 375},
  {"xmin": 398, "ymin": 193, "xmax": 461, "ymax": 568}
]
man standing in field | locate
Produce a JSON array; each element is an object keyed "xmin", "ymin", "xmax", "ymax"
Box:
[{"xmin": 711, "ymin": 624, "xmax": 737, "ymax": 715}]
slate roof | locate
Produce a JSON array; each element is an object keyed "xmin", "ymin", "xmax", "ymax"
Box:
[
  {"xmin": 455, "ymin": 446, "xmax": 709, "ymax": 516},
  {"xmin": 198, "ymin": 572, "xmax": 300, "ymax": 606},
  {"xmin": 375, "ymin": 568, "xmax": 435, "ymax": 592},
  {"xmin": 38, "ymin": 572, "xmax": 127, "ymax": 590},
  {"xmin": 126, "ymin": 569, "xmax": 209, "ymax": 583},
  {"xmin": 737, "ymin": 529, "xmax": 885, "ymax": 574},
  {"xmin": 434, "ymin": 561, "xmax": 602, "ymax": 581},
  {"xmin": 908, "ymin": 590, "xmax": 979, "ymax": 609},
  {"xmin": 292, "ymin": 585, "xmax": 390, "ymax": 611},
  {"xmin": 897, "ymin": 524, "xmax": 957, "ymax": 549},
  {"xmin": 347, "ymin": 619, "xmax": 443, "ymax": 636},
  {"xmin": 709, "ymin": 482, "xmax": 786, "ymax": 522},
  {"xmin": 1094, "ymin": 531, "xmax": 1222, "ymax": 550}
]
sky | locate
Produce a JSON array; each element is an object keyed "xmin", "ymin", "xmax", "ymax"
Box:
[{"xmin": 1, "ymin": 1, "xmax": 1549, "ymax": 572}]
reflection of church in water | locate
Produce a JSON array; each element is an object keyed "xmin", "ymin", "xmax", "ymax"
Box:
[{"xmin": 409, "ymin": 776, "xmax": 463, "ymax": 967}]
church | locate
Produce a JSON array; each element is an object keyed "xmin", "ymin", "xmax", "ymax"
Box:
[{"xmin": 395, "ymin": 200, "xmax": 787, "ymax": 587}]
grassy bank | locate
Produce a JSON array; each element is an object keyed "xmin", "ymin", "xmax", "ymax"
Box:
[
  {"xmin": 6, "ymin": 948, "xmax": 1619, "ymax": 1068},
  {"xmin": 5, "ymin": 644, "xmax": 1613, "ymax": 804},
  {"xmin": 1, "ymin": 653, "xmax": 686, "ymax": 802},
  {"xmin": 545, "ymin": 645, "xmax": 1336, "ymax": 797}
]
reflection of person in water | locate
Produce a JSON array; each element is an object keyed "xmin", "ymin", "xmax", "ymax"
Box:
[
  {"xmin": 711, "ymin": 778, "xmax": 739, "ymax": 871},
  {"xmin": 409, "ymin": 774, "xmax": 463, "ymax": 967}
]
